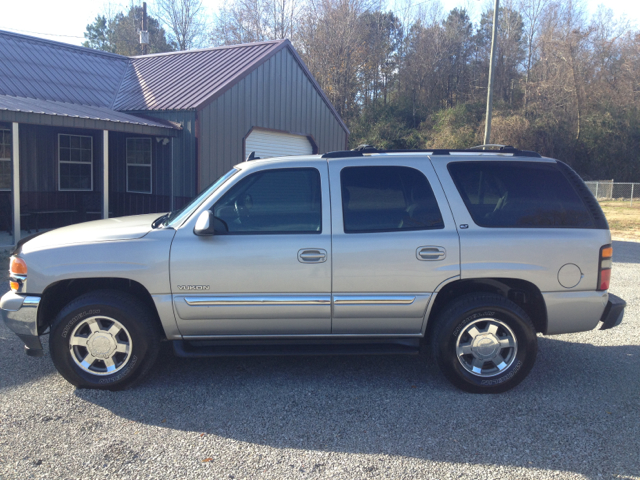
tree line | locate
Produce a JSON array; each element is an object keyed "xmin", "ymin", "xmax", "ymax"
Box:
[{"xmin": 84, "ymin": 0, "xmax": 640, "ymax": 181}]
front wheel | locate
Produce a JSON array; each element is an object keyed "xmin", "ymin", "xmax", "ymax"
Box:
[
  {"xmin": 431, "ymin": 293, "xmax": 538, "ymax": 393},
  {"xmin": 50, "ymin": 290, "xmax": 161, "ymax": 390}
]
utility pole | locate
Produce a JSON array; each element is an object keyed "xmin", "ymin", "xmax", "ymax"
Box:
[
  {"xmin": 140, "ymin": 2, "xmax": 149, "ymax": 55},
  {"xmin": 483, "ymin": 0, "xmax": 500, "ymax": 147}
]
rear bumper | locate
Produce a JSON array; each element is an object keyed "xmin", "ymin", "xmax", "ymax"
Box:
[
  {"xmin": 600, "ymin": 293, "xmax": 626, "ymax": 330},
  {"xmin": 0, "ymin": 291, "xmax": 43, "ymax": 357}
]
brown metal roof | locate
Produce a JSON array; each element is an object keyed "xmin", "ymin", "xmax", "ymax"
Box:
[
  {"xmin": 0, "ymin": 30, "xmax": 128, "ymax": 108},
  {"xmin": 0, "ymin": 94, "xmax": 178, "ymax": 132},
  {"xmin": 0, "ymin": 31, "xmax": 347, "ymax": 134},
  {"xmin": 113, "ymin": 39, "xmax": 348, "ymax": 133},
  {"xmin": 112, "ymin": 40, "xmax": 286, "ymax": 111}
]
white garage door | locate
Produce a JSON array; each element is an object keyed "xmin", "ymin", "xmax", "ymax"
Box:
[{"xmin": 245, "ymin": 129, "xmax": 313, "ymax": 159}]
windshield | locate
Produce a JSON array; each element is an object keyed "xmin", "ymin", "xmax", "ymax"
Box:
[{"xmin": 162, "ymin": 168, "xmax": 239, "ymax": 228}]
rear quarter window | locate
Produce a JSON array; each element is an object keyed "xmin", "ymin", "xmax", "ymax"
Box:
[{"xmin": 447, "ymin": 161, "xmax": 595, "ymax": 228}]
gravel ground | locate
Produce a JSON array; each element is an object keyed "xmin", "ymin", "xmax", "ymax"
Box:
[{"xmin": 0, "ymin": 241, "xmax": 638, "ymax": 480}]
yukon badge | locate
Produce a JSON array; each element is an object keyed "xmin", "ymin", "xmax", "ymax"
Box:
[{"xmin": 178, "ymin": 285, "xmax": 210, "ymax": 291}]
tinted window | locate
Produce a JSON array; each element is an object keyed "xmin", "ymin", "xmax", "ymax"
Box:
[
  {"xmin": 341, "ymin": 166, "xmax": 444, "ymax": 233},
  {"xmin": 213, "ymin": 168, "xmax": 321, "ymax": 234},
  {"xmin": 448, "ymin": 161, "xmax": 594, "ymax": 228}
]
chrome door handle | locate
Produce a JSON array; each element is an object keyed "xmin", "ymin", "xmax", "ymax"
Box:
[
  {"xmin": 298, "ymin": 249, "xmax": 327, "ymax": 263},
  {"xmin": 417, "ymin": 246, "xmax": 446, "ymax": 261}
]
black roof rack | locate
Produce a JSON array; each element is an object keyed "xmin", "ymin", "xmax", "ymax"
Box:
[{"xmin": 321, "ymin": 145, "xmax": 541, "ymax": 159}]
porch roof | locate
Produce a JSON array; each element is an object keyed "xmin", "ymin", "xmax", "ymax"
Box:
[{"xmin": 0, "ymin": 95, "xmax": 180, "ymax": 136}]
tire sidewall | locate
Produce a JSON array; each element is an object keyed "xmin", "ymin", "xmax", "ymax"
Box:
[
  {"xmin": 437, "ymin": 302, "xmax": 537, "ymax": 393},
  {"xmin": 50, "ymin": 297, "xmax": 153, "ymax": 389}
]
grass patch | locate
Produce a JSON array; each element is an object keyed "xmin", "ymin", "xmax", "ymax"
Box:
[{"xmin": 599, "ymin": 200, "xmax": 640, "ymax": 241}]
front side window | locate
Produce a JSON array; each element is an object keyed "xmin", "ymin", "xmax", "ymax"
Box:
[
  {"xmin": 59, "ymin": 134, "xmax": 93, "ymax": 191},
  {"xmin": 127, "ymin": 138, "xmax": 152, "ymax": 194},
  {"xmin": 0, "ymin": 130, "xmax": 10, "ymax": 190},
  {"xmin": 448, "ymin": 161, "xmax": 594, "ymax": 228},
  {"xmin": 341, "ymin": 166, "xmax": 444, "ymax": 233},
  {"xmin": 213, "ymin": 168, "xmax": 322, "ymax": 234}
]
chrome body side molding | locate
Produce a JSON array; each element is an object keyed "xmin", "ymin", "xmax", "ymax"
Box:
[
  {"xmin": 184, "ymin": 296, "xmax": 331, "ymax": 306},
  {"xmin": 333, "ymin": 295, "xmax": 416, "ymax": 305}
]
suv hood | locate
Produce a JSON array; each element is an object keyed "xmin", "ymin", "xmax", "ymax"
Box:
[{"xmin": 21, "ymin": 213, "xmax": 165, "ymax": 251}]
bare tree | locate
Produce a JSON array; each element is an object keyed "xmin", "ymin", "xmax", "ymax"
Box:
[
  {"xmin": 518, "ymin": 0, "xmax": 549, "ymax": 112},
  {"xmin": 298, "ymin": 0, "xmax": 377, "ymax": 121},
  {"xmin": 156, "ymin": 0, "xmax": 208, "ymax": 50},
  {"xmin": 211, "ymin": 0, "xmax": 302, "ymax": 46}
]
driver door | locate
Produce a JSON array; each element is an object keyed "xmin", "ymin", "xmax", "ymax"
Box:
[{"xmin": 169, "ymin": 162, "xmax": 332, "ymax": 336}]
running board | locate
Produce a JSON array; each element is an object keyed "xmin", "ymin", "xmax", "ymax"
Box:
[{"xmin": 172, "ymin": 339, "xmax": 420, "ymax": 358}]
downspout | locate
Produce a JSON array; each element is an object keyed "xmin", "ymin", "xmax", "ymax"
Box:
[{"xmin": 170, "ymin": 137, "xmax": 174, "ymax": 212}]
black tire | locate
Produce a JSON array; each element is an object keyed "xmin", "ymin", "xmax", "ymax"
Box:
[
  {"xmin": 431, "ymin": 293, "xmax": 537, "ymax": 393},
  {"xmin": 49, "ymin": 290, "xmax": 161, "ymax": 390}
]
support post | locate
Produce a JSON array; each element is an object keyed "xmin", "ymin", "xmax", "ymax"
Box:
[
  {"xmin": 12, "ymin": 123, "xmax": 20, "ymax": 245},
  {"xmin": 103, "ymin": 130, "xmax": 109, "ymax": 219},
  {"xmin": 631, "ymin": 183, "xmax": 634, "ymax": 207},
  {"xmin": 170, "ymin": 137, "xmax": 175, "ymax": 212},
  {"xmin": 483, "ymin": 0, "xmax": 500, "ymax": 147}
]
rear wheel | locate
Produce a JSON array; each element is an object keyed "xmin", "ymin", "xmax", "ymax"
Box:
[
  {"xmin": 50, "ymin": 290, "xmax": 161, "ymax": 390},
  {"xmin": 431, "ymin": 293, "xmax": 537, "ymax": 393}
]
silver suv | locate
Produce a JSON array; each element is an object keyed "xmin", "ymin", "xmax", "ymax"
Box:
[{"xmin": 1, "ymin": 146, "xmax": 627, "ymax": 393}]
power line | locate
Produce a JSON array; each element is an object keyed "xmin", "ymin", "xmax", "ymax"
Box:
[
  {"xmin": 394, "ymin": 1, "xmax": 432, "ymax": 14},
  {"xmin": 0, "ymin": 26, "xmax": 85, "ymax": 39}
]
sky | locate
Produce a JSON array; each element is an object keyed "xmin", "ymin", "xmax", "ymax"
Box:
[{"xmin": 0, "ymin": 0, "xmax": 638, "ymax": 47}]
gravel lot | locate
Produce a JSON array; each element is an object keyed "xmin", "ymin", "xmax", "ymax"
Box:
[{"xmin": 0, "ymin": 241, "xmax": 638, "ymax": 480}]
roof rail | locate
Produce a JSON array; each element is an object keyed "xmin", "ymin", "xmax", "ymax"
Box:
[
  {"xmin": 469, "ymin": 144, "xmax": 510, "ymax": 150},
  {"xmin": 321, "ymin": 146, "xmax": 541, "ymax": 158},
  {"xmin": 322, "ymin": 150, "xmax": 364, "ymax": 158},
  {"xmin": 322, "ymin": 144, "xmax": 380, "ymax": 158},
  {"xmin": 352, "ymin": 144, "xmax": 379, "ymax": 153}
]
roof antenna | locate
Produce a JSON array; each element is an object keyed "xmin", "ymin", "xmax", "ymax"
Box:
[{"xmin": 245, "ymin": 151, "xmax": 260, "ymax": 162}]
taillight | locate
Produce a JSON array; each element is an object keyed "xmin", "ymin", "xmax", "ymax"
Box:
[
  {"xmin": 9, "ymin": 256, "xmax": 27, "ymax": 292},
  {"xmin": 597, "ymin": 245, "xmax": 612, "ymax": 291}
]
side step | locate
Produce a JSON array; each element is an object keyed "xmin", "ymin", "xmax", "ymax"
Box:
[{"xmin": 173, "ymin": 339, "xmax": 421, "ymax": 358}]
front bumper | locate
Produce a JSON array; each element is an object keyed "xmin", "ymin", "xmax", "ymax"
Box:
[
  {"xmin": 0, "ymin": 291, "xmax": 43, "ymax": 356},
  {"xmin": 600, "ymin": 293, "xmax": 626, "ymax": 330}
]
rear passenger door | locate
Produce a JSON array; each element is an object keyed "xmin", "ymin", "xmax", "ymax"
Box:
[{"xmin": 328, "ymin": 157, "xmax": 460, "ymax": 334}]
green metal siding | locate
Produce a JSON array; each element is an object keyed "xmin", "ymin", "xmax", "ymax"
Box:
[
  {"xmin": 197, "ymin": 48, "xmax": 348, "ymax": 191},
  {"xmin": 127, "ymin": 110, "xmax": 198, "ymax": 204}
]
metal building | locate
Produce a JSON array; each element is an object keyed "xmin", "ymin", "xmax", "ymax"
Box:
[{"xmin": 0, "ymin": 31, "xmax": 348, "ymax": 247}]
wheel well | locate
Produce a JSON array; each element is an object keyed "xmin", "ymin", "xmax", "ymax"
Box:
[
  {"xmin": 37, "ymin": 278, "xmax": 161, "ymax": 334},
  {"xmin": 426, "ymin": 278, "xmax": 547, "ymax": 335}
]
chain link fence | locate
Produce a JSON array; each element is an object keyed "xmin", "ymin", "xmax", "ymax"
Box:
[{"xmin": 585, "ymin": 181, "xmax": 640, "ymax": 205}]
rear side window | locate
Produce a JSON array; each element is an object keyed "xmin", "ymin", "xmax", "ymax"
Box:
[
  {"xmin": 340, "ymin": 166, "xmax": 444, "ymax": 233},
  {"xmin": 448, "ymin": 161, "xmax": 594, "ymax": 228}
]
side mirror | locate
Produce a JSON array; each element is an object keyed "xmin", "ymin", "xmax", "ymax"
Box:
[{"xmin": 194, "ymin": 210, "xmax": 215, "ymax": 236}]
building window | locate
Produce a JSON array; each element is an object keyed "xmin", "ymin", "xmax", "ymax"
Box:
[
  {"xmin": 126, "ymin": 138, "xmax": 152, "ymax": 194},
  {"xmin": 0, "ymin": 130, "xmax": 11, "ymax": 191},
  {"xmin": 59, "ymin": 134, "xmax": 93, "ymax": 191}
]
